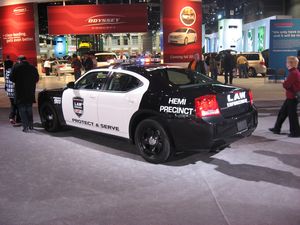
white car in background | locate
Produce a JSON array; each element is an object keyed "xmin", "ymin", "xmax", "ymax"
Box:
[
  {"xmin": 168, "ymin": 28, "xmax": 197, "ymax": 45},
  {"xmin": 95, "ymin": 52, "xmax": 117, "ymax": 67},
  {"xmin": 52, "ymin": 60, "xmax": 73, "ymax": 76}
]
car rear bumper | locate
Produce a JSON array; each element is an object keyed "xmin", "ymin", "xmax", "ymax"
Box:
[
  {"xmin": 253, "ymin": 65, "xmax": 267, "ymax": 74},
  {"xmin": 167, "ymin": 108, "xmax": 258, "ymax": 151}
]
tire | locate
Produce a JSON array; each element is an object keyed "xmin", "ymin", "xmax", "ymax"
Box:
[
  {"xmin": 248, "ymin": 67, "xmax": 257, "ymax": 77},
  {"xmin": 39, "ymin": 102, "xmax": 60, "ymax": 132},
  {"xmin": 134, "ymin": 119, "xmax": 172, "ymax": 164},
  {"xmin": 184, "ymin": 37, "xmax": 188, "ymax": 45}
]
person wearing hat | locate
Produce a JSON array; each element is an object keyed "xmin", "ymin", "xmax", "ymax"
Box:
[{"xmin": 10, "ymin": 56, "xmax": 39, "ymax": 132}]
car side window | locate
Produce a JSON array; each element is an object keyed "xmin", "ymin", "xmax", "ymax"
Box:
[
  {"xmin": 108, "ymin": 73, "xmax": 142, "ymax": 92},
  {"xmin": 75, "ymin": 71, "xmax": 109, "ymax": 90}
]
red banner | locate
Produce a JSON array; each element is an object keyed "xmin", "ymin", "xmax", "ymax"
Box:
[
  {"xmin": 162, "ymin": 0, "xmax": 202, "ymax": 63},
  {"xmin": 48, "ymin": 4, "xmax": 148, "ymax": 35},
  {"xmin": 0, "ymin": 3, "xmax": 37, "ymax": 66}
]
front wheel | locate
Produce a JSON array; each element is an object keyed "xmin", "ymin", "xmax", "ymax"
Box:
[
  {"xmin": 39, "ymin": 102, "xmax": 60, "ymax": 132},
  {"xmin": 184, "ymin": 37, "xmax": 188, "ymax": 45},
  {"xmin": 135, "ymin": 119, "xmax": 172, "ymax": 164}
]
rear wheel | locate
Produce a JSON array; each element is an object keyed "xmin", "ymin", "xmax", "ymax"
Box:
[
  {"xmin": 248, "ymin": 67, "xmax": 257, "ymax": 77},
  {"xmin": 135, "ymin": 119, "xmax": 172, "ymax": 164},
  {"xmin": 40, "ymin": 102, "xmax": 60, "ymax": 132}
]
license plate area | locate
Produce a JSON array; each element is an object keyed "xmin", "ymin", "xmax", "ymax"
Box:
[{"xmin": 237, "ymin": 119, "xmax": 248, "ymax": 132}]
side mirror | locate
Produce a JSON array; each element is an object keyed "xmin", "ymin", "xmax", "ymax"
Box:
[{"xmin": 66, "ymin": 81, "xmax": 75, "ymax": 89}]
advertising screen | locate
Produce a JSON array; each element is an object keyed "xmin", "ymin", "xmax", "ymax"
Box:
[
  {"xmin": 218, "ymin": 19, "xmax": 242, "ymax": 52},
  {"xmin": 162, "ymin": 0, "xmax": 202, "ymax": 63},
  {"xmin": 48, "ymin": 4, "xmax": 148, "ymax": 35},
  {"xmin": 258, "ymin": 26, "xmax": 265, "ymax": 52},
  {"xmin": 270, "ymin": 19, "xmax": 300, "ymax": 73},
  {"xmin": 0, "ymin": 3, "xmax": 37, "ymax": 66},
  {"xmin": 54, "ymin": 36, "xmax": 67, "ymax": 58},
  {"xmin": 247, "ymin": 29, "xmax": 255, "ymax": 52}
]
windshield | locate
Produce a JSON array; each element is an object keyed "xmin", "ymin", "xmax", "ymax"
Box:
[
  {"xmin": 175, "ymin": 28, "xmax": 187, "ymax": 33},
  {"xmin": 150, "ymin": 68, "xmax": 217, "ymax": 88}
]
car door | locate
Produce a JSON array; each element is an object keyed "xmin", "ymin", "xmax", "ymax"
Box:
[
  {"xmin": 62, "ymin": 70, "xmax": 109, "ymax": 131},
  {"xmin": 98, "ymin": 70, "xmax": 149, "ymax": 138}
]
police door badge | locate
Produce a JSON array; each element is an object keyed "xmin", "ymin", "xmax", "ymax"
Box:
[{"xmin": 73, "ymin": 97, "xmax": 84, "ymax": 117}]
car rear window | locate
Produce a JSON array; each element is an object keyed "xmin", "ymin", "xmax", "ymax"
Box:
[
  {"xmin": 149, "ymin": 68, "xmax": 216, "ymax": 88},
  {"xmin": 242, "ymin": 54, "xmax": 259, "ymax": 61}
]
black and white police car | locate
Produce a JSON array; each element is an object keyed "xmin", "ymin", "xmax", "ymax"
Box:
[{"xmin": 38, "ymin": 64, "xmax": 258, "ymax": 163}]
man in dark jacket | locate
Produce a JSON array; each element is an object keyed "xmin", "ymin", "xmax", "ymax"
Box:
[
  {"xmin": 71, "ymin": 54, "xmax": 82, "ymax": 80},
  {"xmin": 223, "ymin": 52, "xmax": 235, "ymax": 84},
  {"xmin": 269, "ymin": 56, "xmax": 300, "ymax": 137},
  {"xmin": 10, "ymin": 56, "xmax": 39, "ymax": 132}
]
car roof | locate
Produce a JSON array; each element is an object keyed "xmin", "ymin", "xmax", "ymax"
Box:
[{"xmin": 93, "ymin": 63, "xmax": 183, "ymax": 78}]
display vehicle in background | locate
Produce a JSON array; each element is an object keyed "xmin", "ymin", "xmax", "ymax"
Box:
[
  {"xmin": 238, "ymin": 52, "xmax": 267, "ymax": 77},
  {"xmin": 38, "ymin": 63, "xmax": 258, "ymax": 163},
  {"xmin": 95, "ymin": 52, "xmax": 118, "ymax": 67},
  {"xmin": 52, "ymin": 60, "xmax": 73, "ymax": 76}
]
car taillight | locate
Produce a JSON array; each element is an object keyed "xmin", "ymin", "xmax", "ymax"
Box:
[
  {"xmin": 259, "ymin": 60, "xmax": 265, "ymax": 66},
  {"xmin": 195, "ymin": 95, "xmax": 220, "ymax": 118},
  {"xmin": 248, "ymin": 90, "xmax": 254, "ymax": 105}
]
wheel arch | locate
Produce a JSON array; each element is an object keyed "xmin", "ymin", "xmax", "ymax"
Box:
[
  {"xmin": 38, "ymin": 92, "xmax": 66, "ymax": 126},
  {"xmin": 129, "ymin": 110, "xmax": 175, "ymax": 148}
]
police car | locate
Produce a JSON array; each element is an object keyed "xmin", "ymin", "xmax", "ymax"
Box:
[{"xmin": 38, "ymin": 64, "xmax": 258, "ymax": 163}]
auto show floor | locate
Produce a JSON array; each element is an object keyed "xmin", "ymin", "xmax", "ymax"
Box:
[
  {"xmin": 1, "ymin": 107, "xmax": 300, "ymax": 225},
  {"xmin": 0, "ymin": 76, "xmax": 300, "ymax": 225}
]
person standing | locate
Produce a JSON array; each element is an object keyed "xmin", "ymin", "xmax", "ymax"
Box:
[
  {"xmin": 91, "ymin": 53, "xmax": 98, "ymax": 69},
  {"xmin": 44, "ymin": 58, "xmax": 51, "ymax": 76},
  {"xmin": 71, "ymin": 54, "xmax": 82, "ymax": 80},
  {"xmin": 209, "ymin": 54, "xmax": 219, "ymax": 81},
  {"xmin": 188, "ymin": 53, "xmax": 206, "ymax": 75},
  {"xmin": 4, "ymin": 55, "xmax": 16, "ymax": 122},
  {"xmin": 237, "ymin": 55, "xmax": 248, "ymax": 78},
  {"xmin": 4, "ymin": 68, "xmax": 22, "ymax": 126},
  {"xmin": 269, "ymin": 56, "xmax": 300, "ymax": 137},
  {"xmin": 223, "ymin": 52, "xmax": 235, "ymax": 84},
  {"xmin": 83, "ymin": 53, "xmax": 94, "ymax": 72},
  {"xmin": 4, "ymin": 55, "xmax": 13, "ymax": 73},
  {"xmin": 10, "ymin": 56, "xmax": 39, "ymax": 132}
]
